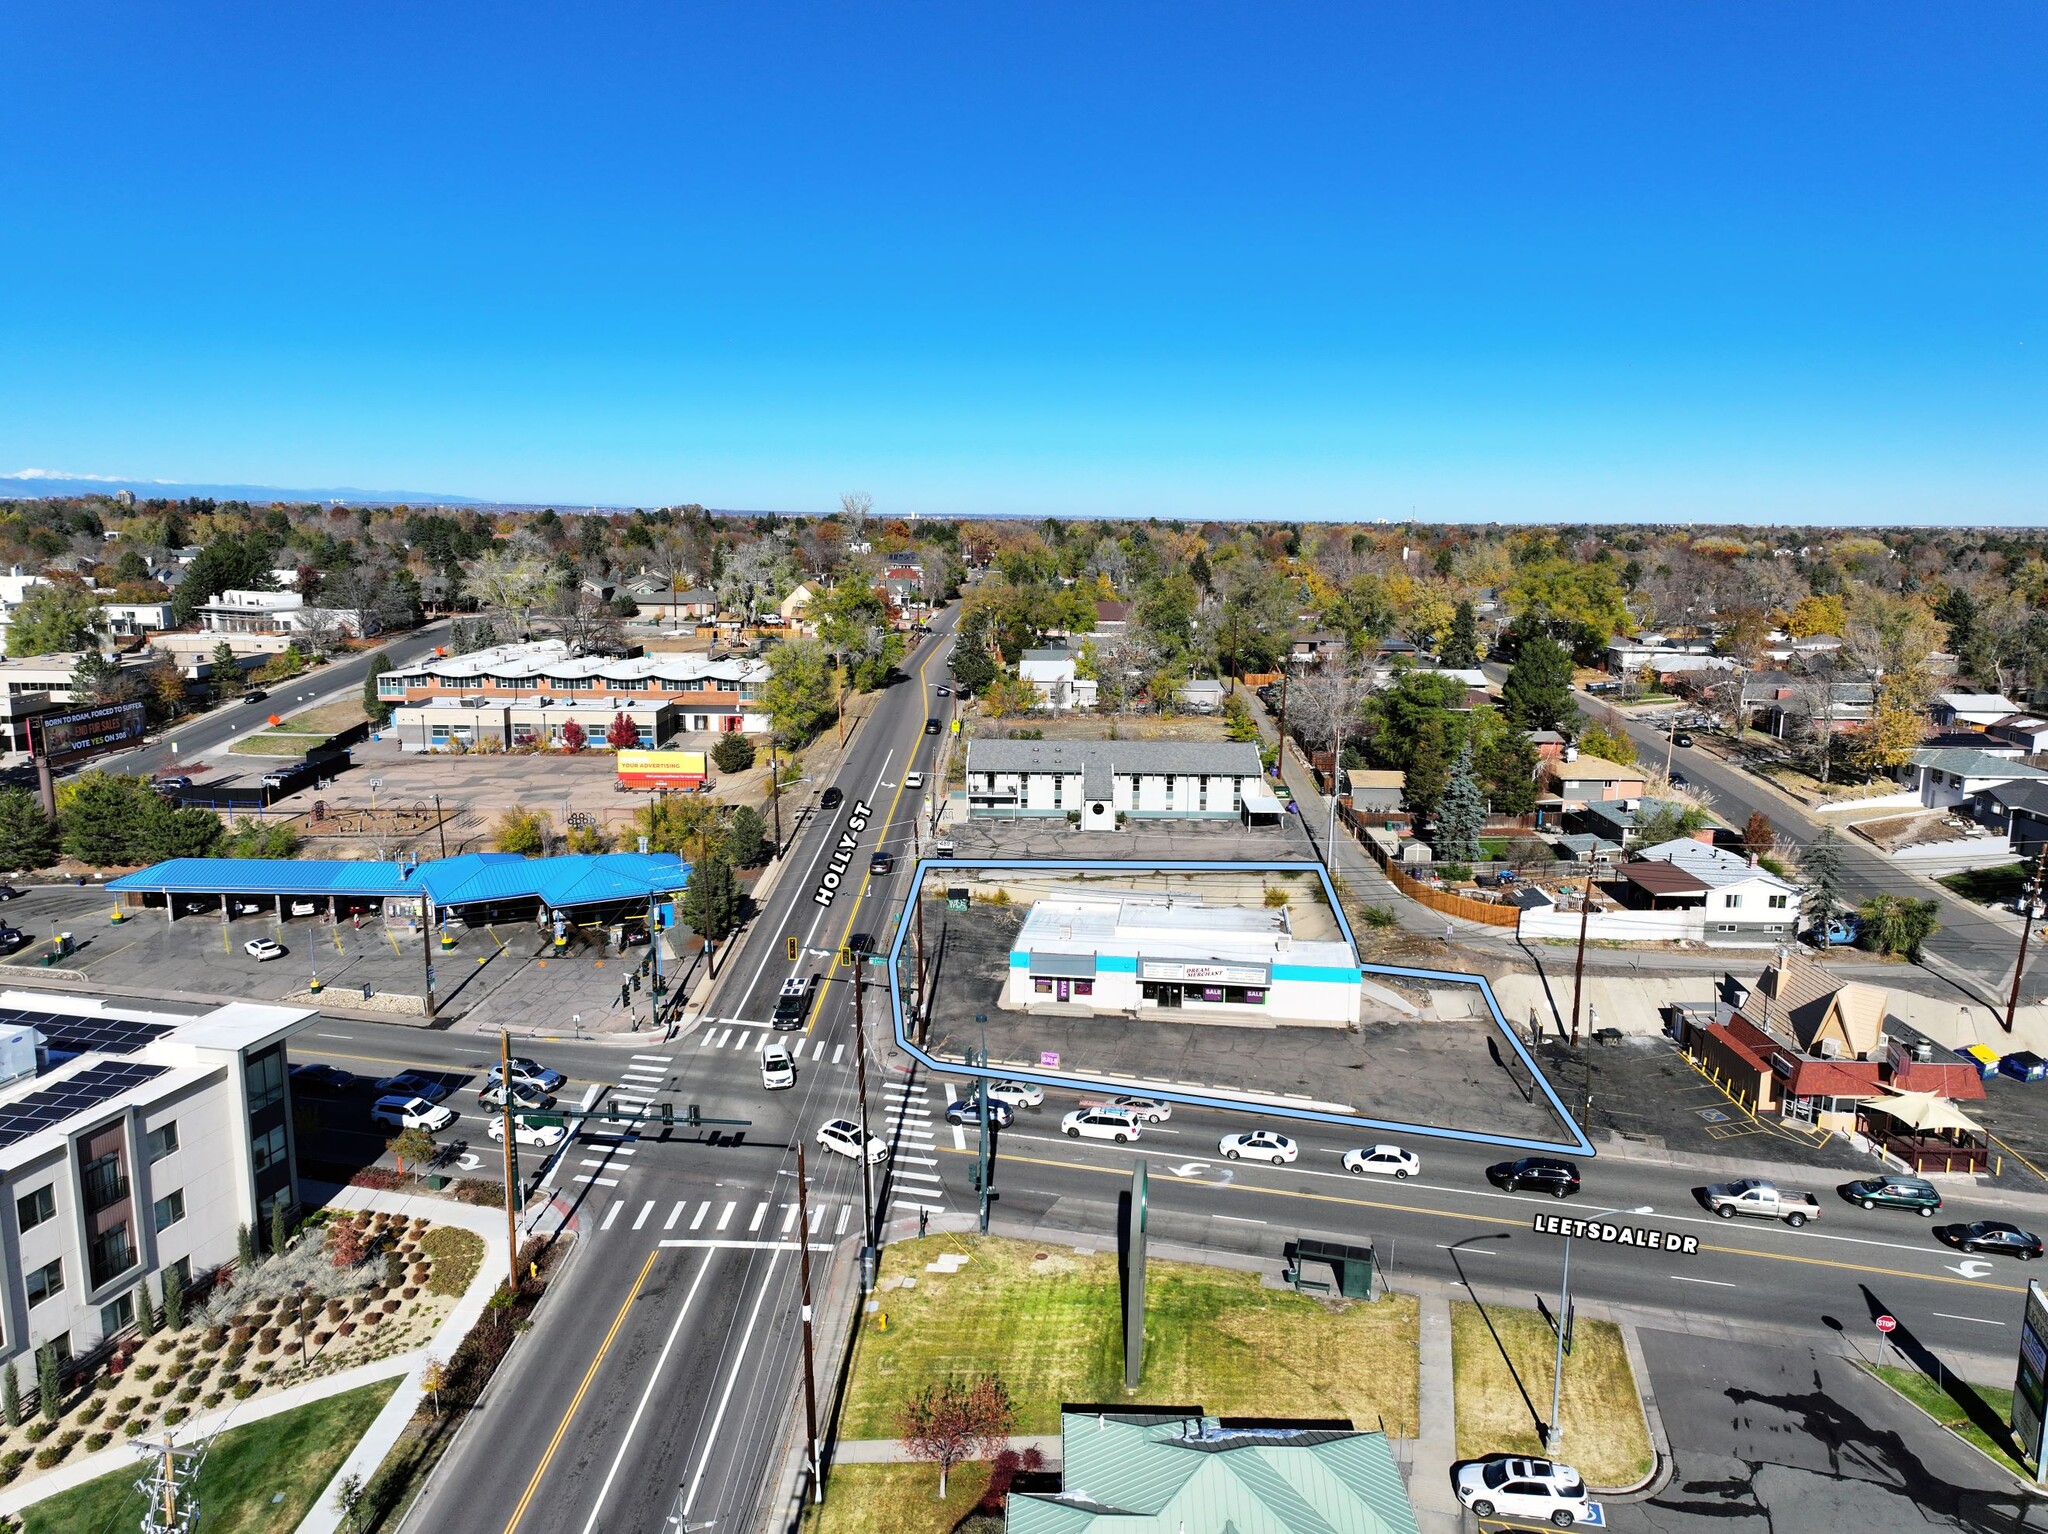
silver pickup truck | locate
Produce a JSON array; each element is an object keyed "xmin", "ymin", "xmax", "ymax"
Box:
[{"xmin": 1702, "ymin": 1178, "xmax": 1822, "ymax": 1228}]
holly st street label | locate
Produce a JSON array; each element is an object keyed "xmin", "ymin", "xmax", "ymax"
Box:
[
  {"xmin": 813, "ymin": 800, "xmax": 876, "ymax": 906},
  {"xmin": 1531, "ymin": 1211, "xmax": 1701, "ymax": 1255}
]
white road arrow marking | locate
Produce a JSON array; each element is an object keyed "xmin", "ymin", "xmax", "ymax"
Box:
[
  {"xmin": 1167, "ymin": 1162, "xmax": 1214, "ymax": 1178},
  {"xmin": 1948, "ymin": 1259, "xmax": 1996, "ymax": 1278},
  {"xmin": 456, "ymin": 1153, "xmax": 483, "ymax": 1171}
]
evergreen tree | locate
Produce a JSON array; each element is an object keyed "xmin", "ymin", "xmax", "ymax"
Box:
[
  {"xmin": 2, "ymin": 1359, "xmax": 19, "ymax": 1428},
  {"xmin": 1479, "ymin": 729, "xmax": 1540, "ymax": 818},
  {"xmin": 363, "ymin": 653, "xmax": 395, "ymax": 725},
  {"xmin": 1441, "ymin": 600, "xmax": 1481, "ymax": 668},
  {"xmin": 1501, "ymin": 634, "xmax": 1575, "ymax": 731},
  {"xmin": 1402, "ymin": 721, "xmax": 1453, "ymax": 821},
  {"xmin": 680, "ymin": 854, "xmax": 744, "ymax": 944},
  {"xmin": 162, "ymin": 1264, "xmax": 186, "ymax": 1331},
  {"xmin": 710, "ymin": 732, "xmax": 757, "ymax": 773},
  {"xmin": 35, "ymin": 1343, "xmax": 60, "ymax": 1423},
  {"xmin": 237, "ymin": 1222, "xmax": 256, "ymax": 1272},
  {"xmin": 1434, "ymin": 741, "xmax": 1486, "ymax": 862},
  {"xmin": 721, "ymin": 805, "xmax": 771, "ymax": 868},
  {"xmin": 270, "ymin": 1199, "xmax": 289, "ymax": 1257},
  {"xmin": 1802, "ymin": 829, "xmax": 1845, "ymax": 947},
  {"xmin": 0, "ymin": 787, "xmax": 61, "ymax": 871},
  {"xmin": 212, "ymin": 640, "xmax": 246, "ymax": 698},
  {"xmin": 134, "ymin": 1277, "xmax": 158, "ymax": 1337}
]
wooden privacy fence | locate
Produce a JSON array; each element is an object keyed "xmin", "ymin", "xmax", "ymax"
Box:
[{"xmin": 1352, "ymin": 821, "xmax": 1522, "ymax": 928}]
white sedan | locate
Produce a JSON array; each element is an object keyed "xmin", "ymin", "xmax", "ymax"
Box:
[
  {"xmin": 1343, "ymin": 1144, "xmax": 1421, "ymax": 1179},
  {"xmin": 904, "ymin": 771, "xmax": 925, "ymax": 789},
  {"xmin": 1220, "ymin": 1131, "xmax": 1298, "ymax": 1164},
  {"xmin": 1061, "ymin": 1108, "xmax": 1142, "ymax": 1143},
  {"xmin": 370, "ymin": 1095, "xmax": 456, "ymax": 1133},
  {"xmin": 486, "ymin": 1114, "xmax": 567, "ymax": 1149},
  {"xmin": 244, "ymin": 937, "xmax": 286, "ymax": 961},
  {"xmin": 986, "ymin": 1079, "xmax": 1045, "ymax": 1108},
  {"xmin": 1109, "ymin": 1096, "xmax": 1172, "ymax": 1123},
  {"xmin": 817, "ymin": 1118, "xmax": 889, "ymax": 1163}
]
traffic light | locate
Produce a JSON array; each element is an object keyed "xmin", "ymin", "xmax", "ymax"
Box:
[
  {"xmin": 660, "ymin": 1102, "xmax": 673, "ymax": 1128},
  {"xmin": 786, "ymin": 935, "xmax": 799, "ymax": 961}
]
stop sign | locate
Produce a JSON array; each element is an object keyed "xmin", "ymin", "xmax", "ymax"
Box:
[{"xmin": 1876, "ymin": 1315, "xmax": 1898, "ymax": 1334}]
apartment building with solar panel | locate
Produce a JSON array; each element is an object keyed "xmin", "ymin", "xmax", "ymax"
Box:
[{"xmin": 0, "ymin": 993, "xmax": 316, "ymax": 1369}]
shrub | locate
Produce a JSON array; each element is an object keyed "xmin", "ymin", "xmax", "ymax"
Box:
[
  {"xmin": 85, "ymin": 1432, "xmax": 111, "ymax": 1452},
  {"xmin": 22, "ymin": 1423, "xmax": 51, "ymax": 1444},
  {"xmin": 201, "ymin": 1392, "xmax": 223, "ymax": 1409},
  {"xmin": 115, "ymin": 1395, "xmax": 140, "ymax": 1415},
  {"xmin": 150, "ymin": 1382, "xmax": 173, "ymax": 1399},
  {"xmin": 56, "ymin": 1431, "xmax": 79, "ymax": 1451},
  {"xmin": 0, "ymin": 1451, "xmax": 23, "ymax": 1485},
  {"xmin": 204, "ymin": 1326, "xmax": 227, "ymax": 1350},
  {"xmin": 33, "ymin": 1446, "xmax": 65, "ymax": 1471},
  {"xmin": 348, "ymin": 1167, "xmax": 405, "ymax": 1191},
  {"xmin": 176, "ymin": 1384, "xmax": 200, "ymax": 1404},
  {"xmin": 133, "ymin": 1363, "xmax": 160, "ymax": 1381},
  {"xmin": 257, "ymin": 1330, "xmax": 279, "ymax": 1355},
  {"xmin": 231, "ymin": 1381, "xmax": 259, "ymax": 1401},
  {"xmin": 1361, "ymin": 904, "xmax": 1400, "ymax": 929},
  {"xmin": 162, "ymin": 1407, "xmax": 187, "ymax": 1426},
  {"xmin": 75, "ymin": 1398, "xmax": 102, "ymax": 1423},
  {"xmin": 325, "ymin": 1221, "xmax": 369, "ymax": 1269},
  {"xmin": 124, "ymin": 1421, "xmax": 146, "ymax": 1438}
]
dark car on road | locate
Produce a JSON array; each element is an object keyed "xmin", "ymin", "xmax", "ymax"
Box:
[
  {"xmin": 0, "ymin": 885, "xmax": 24, "ymax": 902},
  {"xmin": 290, "ymin": 1063, "xmax": 360, "ymax": 1096},
  {"xmin": 1672, "ymin": 732, "xmax": 1694, "ymax": 748},
  {"xmin": 946, "ymin": 1095, "xmax": 1015, "ymax": 1128},
  {"xmin": 243, "ymin": 690, "xmax": 268, "ymax": 705},
  {"xmin": 1487, "ymin": 1157, "xmax": 1582, "ymax": 1199},
  {"xmin": 1841, "ymin": 1175, "xmax": 1941, "ymax": 1216},
  {"xmin": 869, "ymin": 851, "xmax": 894, "ymax": 875},
  {"xmin": 821, "ymin": 786, "xmax": 844, "ymax": 810},
  {"xmin": 847, "ymin": 932, "xmax": 873, "ymax": 956},
  {"xmin": 372, "ymin": 1070, "xmax": 449, "ymax": 1103},
  {"xmin": 1942, "ymin": 1221, "xmax": 2043, "ymax": 1259},
  {"xmin": 925, "ymin": 717, "xmax": 942, "ymax": 735},
  {"xmin": 0, "ymin": 925, "xmax": 25, "ymax": 954}
]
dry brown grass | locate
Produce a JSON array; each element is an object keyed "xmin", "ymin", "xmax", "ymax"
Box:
[{"xmin": 1451, "ymin": 1300, "xmax": 1651, "ymax": 1488}]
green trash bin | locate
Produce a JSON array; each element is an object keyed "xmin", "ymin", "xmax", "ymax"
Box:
[{"xmin": 425, "ymin": 1174, "xmax": 448, "ymax": 1191}]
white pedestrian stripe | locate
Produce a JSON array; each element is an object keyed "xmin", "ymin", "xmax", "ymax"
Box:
[
  {"xmin": 717, "ymin": 1202, "xmax": 737, "ymax": 1231},
  {"xmin": 579, "ymin": 1158, "xmax": 616, "ymax": 1168},
  {"xmin": 833, "ymin": 1045, "xmax": 845, "ymax": 1064},
  {"xmin": 809, "ymin": 1207, "xmax": 825, "ymax": 1233},
  {"xmin": 756, "ymin": 1034, "xmax": 771, "ymax": 1051},
  {"xmin": 602, "ymin": 1202, "xmax": 624, "ymax": 1229},
  {"xmin": 891, "ymin": 1199, "xmax": 944, "ymax": 1214},
  {"xmin": 782, "ymin": 1204, "xmax": 799, "ymax": 1233},
  {"xmin": 665, "ymin": 1202, "xmax": 686, "ymax": 1230},
  {"xmin": 577, "ymin": 1175, "xmax": 621, "ymax": 1187},
  {"xmin": 836, "ymin": 1204, "xmax": 851, "ymax": 1234},
  {"xmin": 952, "ymin": 1124, "xmax": 967, "ymax": 1150},
  {"xmin": 621, "ymin": 1071, "xmax": 662, "ymax": 1083},
  {"xmin": 691, "ymin": 1202, "xmax": 710, "ymax": 1231},
  {"xmin": 709, "ymin": 1028, "xmax": 731, "ymax": 1047},
  {"xmin": 895, "ymin": 1153, "xmax": 940, "ymax": 1166},
  {"xmin": 633, "ymin": 1202, "xmax": 654, "ymax": 1230},
  {"xmin": 631, "ymin": 1054, "xmax": 673, "ymax": 1064},
  {"xmin": 895, "ymin": 1170, "xmax": 942, "ymax": 1185},
  {"xmin": 749, "ymin": 1203, "xmax": 767, "ymax": 1231}
]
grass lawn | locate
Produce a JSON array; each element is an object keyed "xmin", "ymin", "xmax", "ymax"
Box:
[
  {"xmin": 1938, "ymin": 864, "xmax": 2030, "ymax": 909},
  {"xmin": 841, "ymin": 1236, "xmax": 1419, "ymax": 1440},
  {"xmin": 808, "ymin": 1462, "xmax": 994, "ymax": 1534},
  {"xmin": 1451, "ymin": 1301, "xmax": 1650, "ymax": 1489},
  {"xmin": 1868, "ymin": 1363, "xmax": 2028, "ymax": 1478},
  {"xmin": 229, "ymin": 699, "xmax": 369, "ymax": 755},
  {"xmin": 22, "ymin": 1379, "xmax": 398, "ymax": 1534}
]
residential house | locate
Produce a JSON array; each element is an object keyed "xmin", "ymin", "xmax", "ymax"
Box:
[
  {"xmin": 1525, "ymin": 728, "xmax": 1568, "ymax": 760},
  {"xmin": 1933, "ymin": 692, "xmax": 2023, "ymax": 730},
  {"xmin": 1548, "ymin": 755, "xmax": 1648, "ymax": 804},
  {"xmin": 777, "ymin": 583, "xmax": 816, "ymax": 632},
  {"xmin": 1631, "ymin": 837, "xmax": 1801, "ymax": 942},
  {"xmin": 1288, "ymin": 632, "xmax": 1346, "ymax": 669},
  {"xmin": 195, "ymin": 590, "xmax": 365, "ymax": 640},
  {"xmin": 1094, "ymin": 599, "xmax": 1132, "ymax": 635},
  {"xmin": 1899, "ymin": 747, "xmax": 2048, "ymax": 811},
  {"xmin": 1987, "ymin": 715, "xmax": 2048, "ymax": 754},
  {"xmin": 1746, "ymin": 671, "xmax": 1877, "ymax": 737},
  {"xmin": 1343, "ymin": 769, "xmax": 1407, "ymax": 814},
  {"xmin": 1606, "ymin": 638, "xmax": 1736, "ymax": 676},
  {"xmin": 1177, "ymin": 678, "xmax": 1229, "ymax": 714},
  {"xmin": 1969, "ymin": 780, "xmax": 2048, "ymax": 857},
  {"xmin": 1018, "ymin": 648, "xmax": 1099, "ymax": 712},
  {"xmin": 1007, "ymin": 1409, "xmax": 1420, "ymax": 1534},
  {"xmin": 1573, "ymin": 796, "xmax": 1692, "ymax": 851}
]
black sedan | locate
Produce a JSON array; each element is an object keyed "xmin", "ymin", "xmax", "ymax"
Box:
[
  {"xmin": 821, "ymin": 786, "xmax": 844, "ymax": 810},
  {"xmin": 1672, "ymin": 732, "xmax": 1695, "ymax": 748},
  {"xmin": 1487, "ymin": 1157, "xmax": 1582, "ymax": 1199},
  {"xmin": 1942, "ymin": 1221, "xmax": 2044, "ymax": 1260},
  {"xmin": 0, "ymin": 885, "xmax": 23, "ymax": 902},
  {"xmin": 290, "ymin": 1063, "xmax": 360, "ymax": 1095}
]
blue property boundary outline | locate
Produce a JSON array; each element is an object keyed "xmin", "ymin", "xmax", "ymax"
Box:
[{"xmin": 883, "ymin": 858, "xmax": 1595, "ymax": 1158}]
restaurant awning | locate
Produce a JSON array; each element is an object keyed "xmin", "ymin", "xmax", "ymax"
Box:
[{"xmin": 1861, "ymin": 1090, "xmax": 1984, "ymax": 1135}]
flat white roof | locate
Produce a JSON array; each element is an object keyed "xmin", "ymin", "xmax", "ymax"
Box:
[{"xmin": 1014, "ymin": 898, "xmax": 1358, "ymax": 974}]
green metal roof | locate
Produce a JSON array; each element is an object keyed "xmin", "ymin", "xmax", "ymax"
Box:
[{"xmin": 1009, "ymin": 1412, "xmax": 1420, "ymax": 1534}]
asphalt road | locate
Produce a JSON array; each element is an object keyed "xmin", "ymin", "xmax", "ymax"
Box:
[
  {"xmin": 343, "ymin": 606, "xmax": 966, "ymax": 1534},
  {"xmin": 96, "ymin": 620, "xmax": 453, "ymax": 779},
  {"xmin": 1609, "ymin": 706, "xmax": 2048, "ymax": 1006}
]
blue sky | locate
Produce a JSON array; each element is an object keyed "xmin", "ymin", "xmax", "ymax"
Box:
[{"xmin": 2, "ymin": 4, "xmax": 2042, "ymax": 522}]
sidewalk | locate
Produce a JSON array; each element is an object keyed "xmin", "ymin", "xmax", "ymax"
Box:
[{"xmin": 0, "ymin": 1186, "xmax": 509, "ymax": 1523}]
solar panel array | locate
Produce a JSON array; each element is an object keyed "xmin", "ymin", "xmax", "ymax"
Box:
[
  {"xmin": 0, "ymin": 1007, "xmax": 169, "ymax": 1057},
  {"xmin": 0, "ymin": 1061, "xmax": 167, "ymax": 1148}
]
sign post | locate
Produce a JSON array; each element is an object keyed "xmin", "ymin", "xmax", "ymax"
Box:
[
  {"xmin": 1124, "ymin": 1159, "xmax": 1148, "ymax": 1391},
  {"xmin": 2013, "ymin": 1281, "xmax": 2048, "ymax": 1481}
]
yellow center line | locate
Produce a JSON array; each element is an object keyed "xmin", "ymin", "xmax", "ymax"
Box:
[
  {"xmin": 807, "ymin": 632, "xmax": 947, "ymax": 1031},
  {"xmin": 956, "ymin": 1146, "xmax": 2027, "ymax": 1297},
  {"xmin": 501, "ymin": 1245, "xmax": 662, "ymax": 1534}
]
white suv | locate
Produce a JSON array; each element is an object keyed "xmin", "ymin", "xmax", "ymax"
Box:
[
  {"xmin": 1453, "ymin": 1456, "xmax": 1591, "ymax": 1526},
  {"xmin": 370, "ymin": 1095, "xmax": 456, "ymax": 1133},
  {"xmin": 817, "ymin": 1118, "xmax": 888, "ymax": 1163},
  {"xmin": 1061, "ymin": 1108, "xmax": 1142, "ymax": 1143}
]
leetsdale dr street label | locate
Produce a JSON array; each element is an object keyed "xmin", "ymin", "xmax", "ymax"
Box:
[
  {"xmin": 1531, "ymin": 1212, "xmax": 1700, "ymax": 1255},
  {"xmin": 813, "ymin": 801, "xmax": 875, "ymax": 907}
]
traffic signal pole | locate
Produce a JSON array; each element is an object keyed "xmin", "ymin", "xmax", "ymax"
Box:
[
  {"xmin": 796, "ymin": 1145, "xmax": 822, "ymax": 1504},
  {"xmin": 499, "ymin": 1029, "xmax": 519, "ymax": 1287},
  {"xmin": 853, "ymin": 974, "xmax": 875, "ymax": 1283}
]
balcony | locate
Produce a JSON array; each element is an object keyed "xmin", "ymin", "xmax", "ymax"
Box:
[
  {"xmin": 88, "ymin": 1228, "xmax": 136, "ymax": 1290},
  {"xmin": 83, "ymin": 1173, "xmax": 130, "ymax": 1214}
]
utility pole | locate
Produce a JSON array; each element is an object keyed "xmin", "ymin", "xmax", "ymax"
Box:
[
  {"xmin": 499, "ymin": 1029, "xmax": 519, "ymax": 1288},
  {"xmin": 796, "ymin": 1145, "xmax": 822, "ymax": 1505},
  {"xmin": 1568, "ymin": 863, "xmax": 1596, "ymax": 1047},
  {"xmin": 421, "ymin": 896, "xmax": 437, "ymax": 1020},
  {"xmin": 136, "ymin": 1432, "xmax": 201, "ymax": 1534},
  {"xmin": 434, "ymin": 792, "xmax": 448, "ymax": 859},
  {"xmin": 2006, "ymin": 846, "xmax": 2048, "ymax": 1034},
  {"xmin": 768, "ymin": 736, "xmax": 783, "ymax": 854},
  {"xmin": 1275, "ymin": 670, "xmax": 1290, "ymax": 774},
  {"xmin": 976, "ymin": 1013, "xmax": 992, "ymax": 1235},
  {"xmin": 914, "ymin": 876, "xmax": 928, "ymax": 1038},
  {"xmin": 853, "ymin": 974, "xmax": 875, "ymax": 1281}
]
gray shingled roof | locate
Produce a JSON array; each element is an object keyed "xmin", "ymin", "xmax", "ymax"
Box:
[{"xmin": 967, "ymin": 738, "xmax": 1264, "ymax": 777}]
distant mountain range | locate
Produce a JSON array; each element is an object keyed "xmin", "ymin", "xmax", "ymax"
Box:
[{"xmin": 0, "ymin": 470, "xmax": 491, "ymax": 506}]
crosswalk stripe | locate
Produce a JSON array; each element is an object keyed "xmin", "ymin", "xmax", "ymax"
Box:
[
  {"xmin": 782, "ymin": 1204, "xmax": 799, "ymax": 1233},
  {"xmin": 665, "ymin": 1202, "xmax": 686, "ymax": 1230},
  {"xmin": 756, "ymin": 1034, "xmax": 771, "ymax": 1051},
  {"xmin": 836, "ymin": 1203, "xmax": 851, "ymax": 1234},
  {"xmin": 894, "ymin": 1170, "xmax": 942, "ymax": 1185},
  {"xmin": 750, "ymin": 1202, "xmax": 767, "ymax": 1231},
  {"xmin": 895, "ymin": 1153, "xmax": 940, "ymax": 1166},
  {"xmin": 833, "ymin": 1045, "xmax": 845, "ymax": 1064},
  {"xmin": 891, "ymin": 1198, "xmax": 944, "ymax": 1213},
  {"xmin": 574, "ymin": 1175, "xmax": 620, "ymax": 1186},
  {"xmin": 709, "ymin": 1028, "xmax": 731, "ymax": 1048},
  {"xmin": 691, "ymin": 1201, "xmax": 710, "ymax": 1230},
  {"xmin": 633, "ymin": 1201, "xmax": 654, "ymax": 1230},
  {"xmin": 717, "ymin": 1201, "xmax": 736, "ymax": 1231},
  {"xmin": 601, "ymin": 1203, "xmax": 624, "ymax": 1231},
  {"xmin": 579, "ymin": 1158, "xmax": 613, "ymax": 1168},
  {"xmin": 809, "ymin": 1207, "xmax": 825, "ymax": 1233},
  {"xmin": 631, "ymin": 1054, "xmax": 673, "ymax": 1064}
]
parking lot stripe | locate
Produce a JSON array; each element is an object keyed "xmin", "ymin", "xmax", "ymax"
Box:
[
  {"xmin": 749, "ymin": 1202, "xmax": 767, "ymax": 1231},
  {"xmin": 717, "ymin": 1201, "xmax": 736, "ymax": 1231},
  {"xmin": 632, "ymin": 1201, "xmax": 654, "ymax": 1230},
  {"xmin": 690, "ymin": 1202, "xmax": 709, "ymax": 1230},
  {"xmin": 665, "ymin": 1202, "xmax": 686, "ymax": 1230},
  {"xmin": 601, "ymin": 1202, "xmax": 623, "ymax": 1229}
]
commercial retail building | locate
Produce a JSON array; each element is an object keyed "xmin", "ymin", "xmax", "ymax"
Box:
[
  {"xmin": 966, "ymin": 739, "xmax": 1267, "ymax": 826},
  {"xmin": 1006, "ymin": 896, "xmax": 1361, "ymax": 1024},
  {"xmin": 0, "ymin": 993, "xmax": 315, "ymax": 1373}
]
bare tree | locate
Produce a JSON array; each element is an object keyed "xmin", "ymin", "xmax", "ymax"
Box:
[
  {"xmin": 1791, "ymin": 664, "xmax": 1845, "ymax": 783},
  {"xmin": 547, "ymin": 584, "xmax": 625, "ymax": 654},
  {"xmin": 1091, "ymin": 628, "xmax": 1159, "ymax": 716},
  {"xmin": 648, "ymin": 520, "xmax": 707, "ymax": 630},
  {"xmin": 897, "ymin": 1374, "xmax": 1013, "ymax": 1498},
  {"xmin": 715, "ymin": 539, "xmax": 793, "ymax": 625},
  {"xmin": 465, "ymin": 548, "xmax": 553, "ymax": 639},
  {"xmin": 838, "ymin": 491, "xmax": 874, "ymax": 550}
]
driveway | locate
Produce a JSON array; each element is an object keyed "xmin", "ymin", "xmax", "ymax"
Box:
[{"xmin": 1611, "ymin": 1329, "xmax": 2048, "ymax": 1533}]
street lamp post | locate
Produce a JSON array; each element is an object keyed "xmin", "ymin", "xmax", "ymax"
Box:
[
  {"xmin": 1325, "ymin": 766, "xmax": 1347, "ymax": 865},
  {"xmin": 1547, "ymin": 1204, "xmax": 1652, "ymax": 1456}
]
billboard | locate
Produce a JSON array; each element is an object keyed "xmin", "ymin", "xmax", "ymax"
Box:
[
  {"xmin": 30, "ymin": 700, "xmax": 147, "ymax": 768},
  {"xmin": 616, "ymin": 749, "xmax": 707, "ymax": 791},
  {"xmin": 2014, "ymin": 1279, "xmax": 2048, "ymax": 1480}
]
